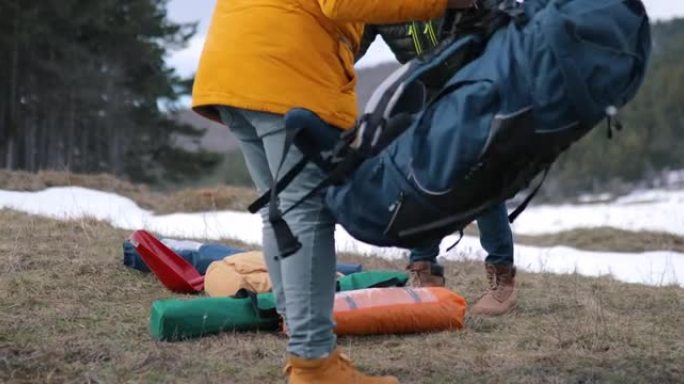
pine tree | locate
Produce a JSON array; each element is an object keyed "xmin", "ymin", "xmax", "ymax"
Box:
[{"xmin": 0, "ymin": 0, "xmax": 220, "ymax": 184}]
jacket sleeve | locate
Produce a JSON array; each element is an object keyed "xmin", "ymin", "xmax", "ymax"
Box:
[
  {"xmin": 317, "ymin": 0, "xmax": 448, "ymax": 23},
  {"xmin": 355, "ymin": 25, "xmax": 378, "ymax": 62}
]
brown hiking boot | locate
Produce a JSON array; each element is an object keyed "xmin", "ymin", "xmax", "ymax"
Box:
[
  {"xmin": 470, "ymin": 263, "xmax": 518, "ymax": 316},
  {"xmin": 285, "ymin": 348, "xmax": 400, "ymax": 384},
  {"xmin": 406, "ymin": 261, "xmax": 446, "ymax": 288}
]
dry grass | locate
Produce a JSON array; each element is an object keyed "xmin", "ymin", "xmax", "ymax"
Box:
[
  {"xmin": 156, "ymin": 186, "xmax": 257, "ymax": 215},
  {"xmin": 0, "ymin": 169, "xmax": 163, "ymax": 211},
  {"xmin": 516, "ymin": 227, "xmax": 684, "ymax": 254},
  {"xmin": 467, "ymin": 225, "xmax": 684, "ymax": 254},
  {"xmin": 1, "ymin": 209, "xmax": 682, "ymax": 383}
]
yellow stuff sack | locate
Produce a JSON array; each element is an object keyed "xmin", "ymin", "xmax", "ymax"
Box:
[{"xmin": 204, "ymin": 251, "xmax": 271, "ymax": 297}]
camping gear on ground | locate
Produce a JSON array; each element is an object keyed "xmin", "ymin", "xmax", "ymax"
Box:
[
  {"xmin": 282, "ymin": 286, "xmax": 466, "ymax": 336},
  {"xmin": 204, "ymin": 251, "xmax": 272, "ymax": 297},
  {"xmin": 335, "ymin": 270, "xmax": 408, "ymax": 291},
  {"xmin": 126, "ymin": 231, "xmax": 363, "ymax": 294},
  {"xmin": 130, "ymin": 230, "xmax": 204, "ymax": 294},
  {"xmin": 336, "ymin": 262, "xmax": 364, "ymax": 276},
  {"xmin": 150, "ymin": 270, "xmax": 409, "ymax": 341},
  {"xmin": 123, "ymin": 238, "xmax": 243, "ymax": 274},
  {"xmin": 204, "ymin": 254, "xmax": 390, "ymax": 297},
  {"xmin": 249, "ymin": 0, "xmax": 652, "ymax": 258},
  {"xmin": 150, "ymin": 291, "xmax": 280, "ymax": 341},
  {"xmin": 123, "ymin": 232, "xmax": 363, "ymax": 280},
  {"xmin": 329, "ymin": 287, "xmax": 466, "ymax": 336}
]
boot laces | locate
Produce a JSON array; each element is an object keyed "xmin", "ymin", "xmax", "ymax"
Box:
[
  {"xmin": 407, "ymin": 263, "xmax": 426, "ymax": 286},
  {"xmin": 485, "ymin": 267, "xmax": 498, "ymax": 290}
]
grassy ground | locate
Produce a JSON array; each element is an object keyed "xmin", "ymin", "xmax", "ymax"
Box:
[
  {"xmin": 2, "ymin": 170, "xmax": 683, "ymax": 254},
  {"xmin": 1, "ymin": 209, "xmax": 682, "ymax": 383},
  {"xmin": 466, "ymin": 226, "xmax": 684, "ymax": 254}
]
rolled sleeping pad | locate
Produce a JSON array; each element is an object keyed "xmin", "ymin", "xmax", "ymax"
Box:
[
  {"xmin": 335, "ymin": 262, "xmax": 363, "ymax": 275},
  {"xmin": 123, "ymin": 238, "xmax": 243, "ymax": 275},
  {"xmin": 333, "ymin": 287, "xmax": 467, "ymax": 336},
  {"xmin": 150, "ymin": 292, "xmax": 279, "ymax": 341},
  {"xmin": 336, "ymin": 270, "xmax": 408, "ymax": 291},
  {"xmin": 124, "ymin": 238, "xmax": 364, "ymax": 276},
  {"xmin": 150, "ymin": 270, "xmax": 408, "ymax": 341}
]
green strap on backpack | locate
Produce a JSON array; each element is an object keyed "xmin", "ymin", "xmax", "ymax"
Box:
[{"xmin": 150, "ymin": 270, "xmax": 408, "ymax": 341}]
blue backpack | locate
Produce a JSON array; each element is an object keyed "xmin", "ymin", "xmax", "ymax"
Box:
[{"xmin": 250, "ymin": 0, "xmax": 652, "ymax": 257}]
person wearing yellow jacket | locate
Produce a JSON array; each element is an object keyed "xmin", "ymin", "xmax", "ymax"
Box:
[{"xmin": 193, "ymin": 1, "xmax": 474, "ymax": 382}]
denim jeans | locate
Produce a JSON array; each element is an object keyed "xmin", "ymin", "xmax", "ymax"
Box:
[
  {"xmin": 218, "ymin": 106, "xmax": 336, "ymax": 359},
  {"xmin": 409, "ymin": 202, "xmax": 514, "ymax": 266}
]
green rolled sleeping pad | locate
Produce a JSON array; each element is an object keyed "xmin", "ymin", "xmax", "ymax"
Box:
[
  {"xmin": 150, "ymin": 270, "xmax": 408, "ymax": 341},
  {"xmin": 150, "ymin": 291, "xmax": 279, "ymax": 341},
  {"xmin": 336, "ymin": 270, "xmax": 408, "ymax": 291}
]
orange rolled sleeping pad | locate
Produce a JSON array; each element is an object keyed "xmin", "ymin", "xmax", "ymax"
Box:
[{"xmin": 333, "ymin": 287, "xmax": 467, "ymax": 336}]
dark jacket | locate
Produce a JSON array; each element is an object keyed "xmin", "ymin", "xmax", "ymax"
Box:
[
  {"xmin": 357, "ymin": 20, "xmax": 443, "ymax": 64},
  {"xmin": 358, "ymin": 19, "xmax": 450, "ymax": 94}
]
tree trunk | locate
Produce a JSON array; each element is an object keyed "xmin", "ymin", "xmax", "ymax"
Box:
[
  {"xmin": 66, "ymin": 92, "xmax": 75, "ymax": 168},
  {"xmin": 5, "ymin": 2, "xmax": 20, "ymax": 170}
]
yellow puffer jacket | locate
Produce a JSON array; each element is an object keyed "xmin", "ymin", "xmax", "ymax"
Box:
[{"xmin": 192, "ymin": 0, "xmax": 447, "ymax": 129}]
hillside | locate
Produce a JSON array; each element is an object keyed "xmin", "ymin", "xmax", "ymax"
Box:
[{"xmin": 1, "ymin": 208, "xmax": 682, "ymax": 383}]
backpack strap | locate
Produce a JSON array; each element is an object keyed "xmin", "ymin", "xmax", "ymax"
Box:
[
  {"xmin": 248, "ymin": 109, "xmax": 346, "ymax": 259},
  {"xmin": 233, "ymin": 289, "xmax": 279, "ymax": 319},
  {"xmin": 507, "ymin": 166, "xmax": 550, "ymax": 223},
  {"xmin": 266, "ymin": 126, "xmax": 304, "ymax": 259},
  {"xmin": 249, "ymin": 109, "xmax": 342, "ymax": 214}
]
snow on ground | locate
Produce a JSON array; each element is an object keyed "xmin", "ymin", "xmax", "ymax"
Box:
[
  {"xmin": 512, "ymin": 189, "xmax": 684, "ymax": 236},
  {"xmin": 1, "ymin": 186, "xmax": 682, "ymax": 287}
]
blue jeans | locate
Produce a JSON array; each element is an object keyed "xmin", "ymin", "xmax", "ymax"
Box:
[
  {"xmin": 218, "ymin": 106, "xmax": 336, "ymax": 359},
  {"xmin": 410, "ymin": 202, "xmax": 514, "ymax": 266}
]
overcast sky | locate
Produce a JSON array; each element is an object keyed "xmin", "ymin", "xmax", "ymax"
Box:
[{"xmin": 166, "ymin": 0, "xmax": 684, "ymax": 77}]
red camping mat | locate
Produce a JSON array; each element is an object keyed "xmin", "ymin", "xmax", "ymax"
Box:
[{"xmin": 129, "ymin": 230, "xmax": 204, "ymax": 293}]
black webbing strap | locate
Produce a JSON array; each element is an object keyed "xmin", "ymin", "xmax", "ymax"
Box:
[
  {"xmin": 446, "ymin": 229, "xmax": 465, "ymax": 252},
  {"xmin": 508, "ymin": 166, "xmax": 550, "ymax": 223},
  {"xmin": 233, "ymin": 289, "xmax": 279, "ymax": 319},
  {"xmin": 248, "ymin": 156, "xmax": 308, "ymax": 214},
  {"xmin": 439, "ymin": 9, "xmax": 459, "ymax": 40},
  {"xmin": 275, "ymin": 149, "xmax": 362, "ymax": 222},
  {"xmin": 268, "ymin": 127, "xmax": 303, "ymax": 259},
  {"xmin": 368, "ymin": 277, "xmax": 407, "ymax": 288},
  {"xmin": 249, "ymin": 129, "xmax": 335, "ymax": 215}
]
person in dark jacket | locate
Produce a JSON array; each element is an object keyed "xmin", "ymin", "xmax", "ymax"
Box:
[{"xmin": 357, "ymin": 20, "xmax": 518, "ymax": 316}]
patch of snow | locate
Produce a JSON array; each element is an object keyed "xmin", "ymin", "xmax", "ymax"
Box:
[
  {"xmin": 438, "ymin": 235, "xmax": 683, "ymax": 287},
  {"xmin": 577, "ymin": 193, "xmax": 613, "ymax": 204},
  {"xmin": 1, "ymin": 186, "xmax": 682, "ymax": 287},
  {"xmin": 513, "ymin": 189, "xmax": 684, "ymax": 236},
  {"xmin": 663, "ymin": 169, "xmax": 684, "ymax": 188}
]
